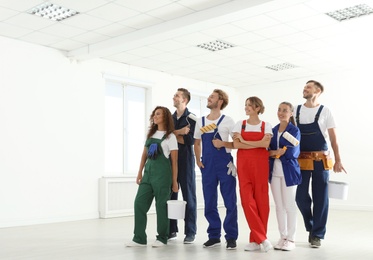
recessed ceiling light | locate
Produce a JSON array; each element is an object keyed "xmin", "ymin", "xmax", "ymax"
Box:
[
  {"xmin": 27, "ymin": 2, "xmax": 79, "ymax": 21},
  {"xmin": 196, "ymin": 40, "xmax": 235, "ymax": 52},
  {"xmin": 326, "ymin": 4, "xmax": 373, "ymax": 21},
  {"xmin": 265, "ymin": 62, "xmax": 298, "ymax": 71}
]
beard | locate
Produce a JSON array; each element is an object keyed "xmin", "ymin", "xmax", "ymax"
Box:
[
  {"xmin": 303, "ymin": 92, "xmax": 312, "ymax": 99},
  {"xmin": 207, "ymin": 101, "xmax": 219, "ymax": 109}
]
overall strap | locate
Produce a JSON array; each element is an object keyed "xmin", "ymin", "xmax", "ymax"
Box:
[
  {"xmin": 216, "ymin": 115, "xmax": 225, "ymax": 126},
  {"xmin": 296, "ymin": 105, "xmax": 301, "ymax": 125},
  {"xmin": 260, "ymin": 121, "xmax": 265, "ymax": 133},
  {"xmin": 295, "ymin": 105, "xmax": 324, "ymax": 124},
  {"xmin": 213, "ymin": 115, "xmax": 225, "ymax": 135},
  {"xmin": 241, "ymin": 119, "xmax": 246, "ymax": 130},
  {"xmin": 314, "ymin": 105, "xmax": 324, "ymax": 122}
]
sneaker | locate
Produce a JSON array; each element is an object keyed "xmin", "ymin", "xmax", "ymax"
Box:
[
  {"xmin": 282, "ymin": 240, "xmax": 296, "ymax": 251},
  {"xmin": 310, "ymin": 237, "xmax": 321, "ymax": 248},
  {"xmin": 126, "ymin": 241, "xmax": 146, "ymax": 247},
  {"xmin": 226, "ymin": 239, "xmax": 237, "ymax": 250},
  {"xmin": 203, "ymin": 238, "xmax": 221, "ymax": 248},
  {"xmin": 274, "ymin": 238, "xmax": 286, "ymax": 250},
  {"xmin": 152, "ymin": 240, "xmax": 166, "ymax": 247},
  {"xmin": 261, "ymin": 239, "xmax": 273, "ymax": 252},
  {"xmin": 244, "ymin": 242, "xmax": 260, "ymax": 251},
  {"xmin": 168, "ymin": 232, "xmax": 177, "ymax": 241},
  {"xmin": 184, "ymin": 235, "xmax": 195, "ymax": 244}
]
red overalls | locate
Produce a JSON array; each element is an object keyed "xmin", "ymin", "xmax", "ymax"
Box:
[{"xmin": 236, "ymin": 120, "xmax": 270, "ymax": 244}]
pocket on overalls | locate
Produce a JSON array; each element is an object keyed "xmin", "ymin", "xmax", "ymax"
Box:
[
  {"xmin": 298, "ymin": 158, "xmax": 314, "ymax": 170},
  {"xmin": 322, "ymin": 156, "xmax": 333, "ymax": 170}
]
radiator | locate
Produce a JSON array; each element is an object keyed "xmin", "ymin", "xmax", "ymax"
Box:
[{"xmin": 99, "ymin": 177, "xmax": 134, "ymax": 218}]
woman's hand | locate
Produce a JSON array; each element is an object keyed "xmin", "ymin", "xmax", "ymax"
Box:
[
  {"xmin": 136, "ymin": 172, "xmax": 142, "ymax": 185},
  {"xmin": 233, "ymin": 133, "xmax": 243, "ymax": 142},
  {"xmin": 172, "ymin": 181, "xmax": 179, "ymax": 193}
]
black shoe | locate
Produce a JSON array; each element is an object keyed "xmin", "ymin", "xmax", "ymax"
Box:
[
  {"xmin": 184, "ymin": 235, "xmax": 195, "ymax": 244},
  {"xmin": 203, "ymin": 238, "xmax": 221, "ymax": 248},
  {"xmin": 310, "ymin": 236, "xmax": 321, "ymax": 248},
  {"xmin": 226, "ymin": 239, "xmax": 237, "ymax": 250},
  {"xmin": 168, "ymin": 232, "xmax": 177, "ymax": 241}
]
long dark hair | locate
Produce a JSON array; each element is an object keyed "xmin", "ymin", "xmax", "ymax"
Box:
[{"xmin": 147, "ymin": 106, "xmax": 175, "ymax": 139}]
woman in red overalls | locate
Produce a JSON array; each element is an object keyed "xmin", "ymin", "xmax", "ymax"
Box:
[{"xmin": 232, "ymin": 96, "xmax": 273, "ymax": 252}]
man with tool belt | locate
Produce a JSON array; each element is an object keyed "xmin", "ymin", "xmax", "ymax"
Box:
[{"xmin": 295, "ymin": 80, "xmax": 346, "ymax": 248}]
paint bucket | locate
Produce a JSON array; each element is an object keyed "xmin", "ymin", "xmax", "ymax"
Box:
[
  {"xmin": 167, "ymin": 200, "xmax": 187, "ymax": 219},
  {"xmin": 328, "ymin": 181, "xmax": 349, "ymax": 200}
]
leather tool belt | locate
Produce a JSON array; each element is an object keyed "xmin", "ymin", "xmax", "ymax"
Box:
[{"xmin": 298, "ymin": 151, "xmax": 333, "ymax": 170}]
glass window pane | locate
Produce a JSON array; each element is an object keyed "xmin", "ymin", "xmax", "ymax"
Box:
[
  {"xmin": 125, "ymin": 86, "xmax": 146, "ymax": 174},
  {"xmin": 105, "ymin": 82, "xmax": 123, "ymax": 174}
]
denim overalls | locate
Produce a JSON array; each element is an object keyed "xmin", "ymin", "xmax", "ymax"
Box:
[
  {"xmin": 295, "ymin": 105, "xmax": 329, "ymax": 239},
  {"xmin": 200, "ymin": 115, "xmax": 238, "ymax": 241}
]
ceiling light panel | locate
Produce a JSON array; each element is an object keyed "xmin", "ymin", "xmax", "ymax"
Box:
[
  {"xmin": 265, "ymin": 62, "xmax": 298, "ymax": 71},
  {"xmin": 326, "ymin": 4, "xmax": 373, "ymax": 21},
  {"xmin": 27, "ymin": 2, "xmax": 79, "ymax": 21},
  {"xmin": 196, "ymin": 40, "xmax": 235, "ymax": 52}
]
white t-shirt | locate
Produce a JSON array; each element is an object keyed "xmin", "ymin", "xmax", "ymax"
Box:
[
  {"xmin": 297, "ymin": 105, "xmax": 336, "ymax": 140},
  {"xmin": 232, "ymin": 120, "xmax": 273, "ymax": 135},
  {"xmin": 272, "ymin": 131, "xmax": 284, "ymax": 177},
  {"xmin": 150, "ymin": 130, "xmax": 178, "ymax": 158},
  {"xmin": 194, "ymin": 114, "xmax": 235, "ymax": 153}
]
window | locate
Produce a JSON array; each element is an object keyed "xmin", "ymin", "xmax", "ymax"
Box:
[
  {"xmin": 188, "ymin": 94, "xmax": 209, "ymax": 118},
  {"xmin": 104, "ymin": 76, "xmax": 150, "ymax": 176},
  {"xmin": 188, "ymin": 93, "xmax": 209, "ymax": 175}
]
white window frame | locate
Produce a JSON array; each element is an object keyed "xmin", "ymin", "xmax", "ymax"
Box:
[{"xmin": 103, "ymin": 73, "xmax": 152, "ymax": 177}]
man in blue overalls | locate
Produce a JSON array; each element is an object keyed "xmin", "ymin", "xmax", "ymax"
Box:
[
  {"xmin": 194, "ymin": 89, "xmax": 238, "ymax": 250},
  {"xmin": 169, "ymin": 88, "xmax": 197, "ymax": 244},
  {"xmin": 295, "ymin": 80, "xmax": 346, "ymax": 248}
]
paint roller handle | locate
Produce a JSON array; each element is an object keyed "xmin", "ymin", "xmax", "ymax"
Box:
[{"xmin": 275, "ymin": 146, "xmax": 287, "ymax": 158}]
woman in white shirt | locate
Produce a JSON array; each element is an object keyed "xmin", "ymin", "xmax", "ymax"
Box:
[{"xmin": 127, "ymin": 106, "xmax": 178, "ymax": 248}]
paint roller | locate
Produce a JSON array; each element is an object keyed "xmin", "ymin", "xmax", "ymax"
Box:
[
  {"xmin": 283, "ymin": 131, "xmax": 299, "ymax": 146},
  {"xmin": 185, "ymin": 113, "xmax": 198, "ymax": 129},
  {"xmin": 187, "ymin": 113, "xmax": 198, "ymax": 122},
  {"xmin": 275, "ymin": 131, "xmax": 299, "ymax": 158},
  {"xmin": 187, "ymin": 113, "xmax": 217, "ymax": 133}
]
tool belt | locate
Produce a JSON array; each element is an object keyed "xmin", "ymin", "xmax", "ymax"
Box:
[{"xmin": 298, "ymin": 151, "xmax": 333, "ymax": 170}]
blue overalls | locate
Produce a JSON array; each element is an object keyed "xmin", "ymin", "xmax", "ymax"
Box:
[
  {"xmin": 133, "ymin": 135, "xmax": 172, "ymax": 245},
  {"xmin": 169, "ymin": 108, "xmax": 197, "ymax": 237},
  {"xmin": 295, "ymin": 105, "xmax": 329, "ymax": 239},
  {"xmin": 200, "ymin": 115, "xmax": 238, "ymax": 241}
]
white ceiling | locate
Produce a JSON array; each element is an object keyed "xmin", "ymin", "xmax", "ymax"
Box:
[{"xmin": 1, "ymin": 0, "xmax": 373, "ymax": 88}]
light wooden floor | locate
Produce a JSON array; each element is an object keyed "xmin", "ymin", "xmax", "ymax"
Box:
[{"xmin": 1, "ymin": 206, "xmax": 373, "ymax": 260}]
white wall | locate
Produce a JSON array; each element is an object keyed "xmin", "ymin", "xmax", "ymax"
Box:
[
  {"xmin": 0, "ymin": 35, "xmax": 370, "ymax": 228},
  {"xmin": 0, "ymin": 36, "xmax": 237, "ymax": 228}
]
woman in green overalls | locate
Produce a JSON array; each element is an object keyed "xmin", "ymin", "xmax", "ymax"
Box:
[{"xmin": 126, "ymin": 106, "xmax": 179, "ymax": 248}]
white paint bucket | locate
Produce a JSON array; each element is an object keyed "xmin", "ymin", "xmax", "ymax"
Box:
[
  {"xmin": 167, "ymin": 200, "xmax": 187, "ymax": 219},
  {"xmin": 329, "ymin": 181, "xmax": 349, "ymax": 200}
]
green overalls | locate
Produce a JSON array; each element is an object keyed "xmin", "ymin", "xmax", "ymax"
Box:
[{"xmin": 133, "ymin": 135, "xmax": 172, "ymax": 245}]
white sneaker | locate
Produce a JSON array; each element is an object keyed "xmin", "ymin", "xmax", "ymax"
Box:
[
  {"xmin": 274, "ymin": 238, "xmax": 286, "ymax": 250},
  {"xmin": 261, "ymin": 239, "xmax": 273, "ymax": 252},
  {"xmin": 152, "ymin": 240, "xmax": 166, "ymax": 247},
  {"xmin": 126, "ymin": 241, "xmax": 146, "ymax": 247},
  {"xmin": 244, "ymin": 242, "xmax": 260, "ymax": 251},
  {"xmin": 282, "ymin": 240, "xmax": 296, "ymax": 251}
]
